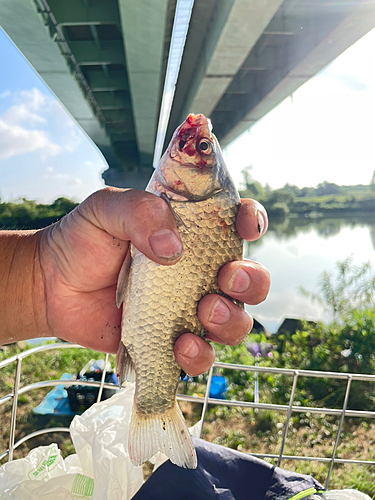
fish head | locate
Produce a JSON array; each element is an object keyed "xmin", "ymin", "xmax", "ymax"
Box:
[{"xmin": 156, "ymin": 114, "xmax": 227, "ymax": 201}]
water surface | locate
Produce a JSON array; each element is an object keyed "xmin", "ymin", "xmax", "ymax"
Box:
[{"xmin": 244, "ymin": 215, "xmax": 375, "ymax": 333}]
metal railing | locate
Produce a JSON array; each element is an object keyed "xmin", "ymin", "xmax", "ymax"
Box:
[{"xmin": 1, "ymin": 343, "xmax": 375, "ymax": 489}]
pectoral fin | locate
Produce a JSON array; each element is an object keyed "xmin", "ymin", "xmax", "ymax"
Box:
[
  {"xmin": 160, "ymin": 192, "xmax": 187, "ymax": 228},
  {"xmin": 116, "ymin": 250, "xmax": 132, "ymax": 308},
  {"xmin": 116, "ymin": 341, "xmax": 136, "ymax": 385}
]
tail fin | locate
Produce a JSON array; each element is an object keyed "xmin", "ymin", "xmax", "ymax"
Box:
[{"xmin": 129, "ymin": 402, "xmax": 197, "ymax": 469}]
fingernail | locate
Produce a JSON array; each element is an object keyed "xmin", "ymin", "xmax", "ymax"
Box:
[
  {"xmin": 181, "ymin": 339, "xmax": 199, "ymax": 359},
  {"xmin": 228, "ymin": 268, "xmax": 250, "ymax": 293},
  {"xmin": 149, "ymin": 229, "xmax": 182, "ymax": 259},
  {"xmin": 209, "ymin": 298, "xmax": 230, "ymax": 325},
  {"xmin": 257, "ymin": 210, "xmax": 265, "ymax": 235}
]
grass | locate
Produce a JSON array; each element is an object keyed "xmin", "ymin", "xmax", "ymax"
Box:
[
  {"xmin": 178, "ymin": 393, "xmax": 375, "ymax": 496},
  {"xmin": 1, "ymin": 343, "xmax": 375, "ymax": 497},
  {"xmin": 0, "ymin": 342, "xmax": 116, "ymax": 464}
]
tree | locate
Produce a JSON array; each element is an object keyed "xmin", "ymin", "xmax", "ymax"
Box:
[
  {"xmin": 315, "ymin": 181, "xmax": 342, "ymax": 196},
  {"xmin": 50, "ymin": 197, "xmax": 78, "ymax": 214},
  {"xmin": 240, "ymin": 166, "xmax": 265, "ymax": 199}
]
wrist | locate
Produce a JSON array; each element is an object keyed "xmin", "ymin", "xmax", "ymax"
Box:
[{"xmin": 0, "ymin": 230, "xmax": 50, "ymax": 344}]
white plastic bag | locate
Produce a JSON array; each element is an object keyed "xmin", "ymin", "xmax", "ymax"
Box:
[
  {"xmin": 0, "ymin": 443, "xmax": 93, "ymax": 499},
  {"xmin": 0, "ymin": 384, "xmax": 143, "ymax": 500},
  {"xmin": 320, "ymin": 491, "xmax": 372, "ymax": 500},
  {"xmin": 70, "ymin": 383, "xmax": 143, "ymax": 500}
]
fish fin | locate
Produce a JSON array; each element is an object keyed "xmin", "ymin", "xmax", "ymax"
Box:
[
  {"xmin": 160, "ymin": 192, "xmax": 187, "ymax": 228},
  {"xmin": 116, "ymin": 341, "xmax": 136, "ymax": 385},
  {"xmin": 129, "ymin": 402, "xmax": 197, "ymax": 469},
  {"xmin": 116, "ymin": 250, "xmax": 132, "ymax": 308}
]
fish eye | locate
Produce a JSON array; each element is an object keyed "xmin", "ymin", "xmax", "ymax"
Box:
[{"xmin": 198, "ymin": 139, "xmax": 212, "ymax": 154}]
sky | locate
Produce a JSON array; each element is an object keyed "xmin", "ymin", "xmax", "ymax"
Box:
[
  {"xmin": 225, "ymin": 27, "xmax": 375, "ymax": 190},
  {"xmin": 0, "ymin": 25, "xmax": 375, "ymax": 203},
  {"xmin": 0, "ymin": 28, "xmax": 107, "ymax": 203}
]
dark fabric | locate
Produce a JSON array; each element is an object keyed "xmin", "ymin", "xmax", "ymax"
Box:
[{"xmin": 133, "ymin": 437, "xmax": 324, "ymax": 500}]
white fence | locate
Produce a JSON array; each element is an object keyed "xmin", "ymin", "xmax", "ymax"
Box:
[{"xmin": 1, "ymin": 343, "xmax": 375, "ymax": 489}]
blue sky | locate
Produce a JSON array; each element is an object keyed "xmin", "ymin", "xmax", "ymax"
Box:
[
  {"xmin": 0, "ymin": 28, "xmax": 106, "ymax": 203},
  {"xmin": 1, "ymin": 25, "xmax": 375, "ymax": 203}
]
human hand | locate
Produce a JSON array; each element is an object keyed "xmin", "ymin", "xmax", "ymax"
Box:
[{"xmin": 39, "ymin": 188, "xmax": 270, "ymax": 375}]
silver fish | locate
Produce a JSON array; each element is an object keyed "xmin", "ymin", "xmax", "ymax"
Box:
[{"xmin": 116, "ymin": 113, "xmax": 243, "ymax": 468}]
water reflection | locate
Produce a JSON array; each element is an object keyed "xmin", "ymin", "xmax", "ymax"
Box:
[{"xmin": 244, "ymin": 215, "xmax": 375, "ymax": 333}]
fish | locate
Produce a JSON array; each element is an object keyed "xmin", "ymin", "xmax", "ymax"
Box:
[{"xmin": 116, "ymin": 113, "xmax": 243, "ymax": 469}]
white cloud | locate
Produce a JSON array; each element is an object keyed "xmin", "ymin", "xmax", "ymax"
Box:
[
  {"xmin": 63, "ymin": 128, "xmax": 84, "ymax": 153},
  {"xmin": 2, "ymin": 103, "xmax": 46, "ymax": 126},
  {"xmin": 18, "ymin": 88, "xmax": 46, "ymax": 110},
  {"xmin": 0, "ymin": 88, "xmax": 83, "ymax": 161},
  {"xmin": 2, "ymin": 88, "xmax": 49, "ymax": 126},
  {"xmin": 0, "ymin": 119, "xmax": 61, "ymax": 161}
]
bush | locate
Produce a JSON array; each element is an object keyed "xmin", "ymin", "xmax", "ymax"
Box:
[{"xmin": 0, "ymin": 197, "xmax": 78, "ymax": 229}]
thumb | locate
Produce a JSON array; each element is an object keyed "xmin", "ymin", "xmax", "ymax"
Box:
[{"xmin": 80, "ymin": 187, "xmax": 183, "ymax": 265}]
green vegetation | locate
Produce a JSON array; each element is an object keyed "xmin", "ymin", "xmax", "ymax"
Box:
[
  {"xmin": 0, "ymin": 197, "xmax": 78, "ymax": 229},
  {"xmin": 185, "ymin": 257, "xmax": 375, "ymax": 494},
  {"xmin": 240, "ymin": 166, "xmax": 375, "ymax": 218},
  {"xmin": 0, "ymin": 344, "xmax": 115, "ymax": 464}
]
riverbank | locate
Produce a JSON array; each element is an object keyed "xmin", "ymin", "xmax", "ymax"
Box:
[{"xmin": 240, "ymin": 180, "xmax": 375, "ymax": 219}]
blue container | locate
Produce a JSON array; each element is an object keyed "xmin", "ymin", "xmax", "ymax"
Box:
[{"xmin": 209, "ymin": 375, "xmax": 227, "ymax": 399}]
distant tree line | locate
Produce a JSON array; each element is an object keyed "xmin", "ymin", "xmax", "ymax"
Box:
[
  {"xmin": 240, "ymin": 166, "xmax": 375, "ymax": 218},
  {"xmin": 0, "ymin": 197, "xmax": 78, "ymax": 229}
]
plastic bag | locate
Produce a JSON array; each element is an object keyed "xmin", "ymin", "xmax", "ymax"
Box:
[
  {"xmin": 308, "ymin": 492, "xmax": 372, "ymax": 500},
  {"xmin": 320, "ymin": 491, "xmax": 372, "ymax": 500},
  {"xmin": 0, "ymin": 384, "xmax": 143, "ymax": 500},
  {"xmin": 0, "ymin": 443, "xmax": 93, "ymax": 499},
  {"xmin": 70, "ymin": 383, "xmax": 143, "ymax": 499}
]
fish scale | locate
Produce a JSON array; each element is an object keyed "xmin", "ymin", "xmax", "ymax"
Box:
[{"xmin": 116, "ymin": 113, "xmax": 244, "ymax": 468}]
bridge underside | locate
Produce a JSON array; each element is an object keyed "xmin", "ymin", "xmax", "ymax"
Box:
[{"xmin": 1, "ymin": 0, "xmax": 374, "ymax": 188}]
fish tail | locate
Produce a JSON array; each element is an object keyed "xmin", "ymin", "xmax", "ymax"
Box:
[{"xmin": 129, "ymin": 402, "xmax": 197, "ymax": 469}]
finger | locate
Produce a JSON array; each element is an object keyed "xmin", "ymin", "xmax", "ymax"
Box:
[
  {"xmin": 218, "ymin": 260, "xmax": 270, "ymax": 305},
  {"xmin": 197, "ymin": 294, "xmax": 253, "ymax": 345},
  {"xmin": 80, "ymin": 187, "xmax": 183, "ymax": 266},
  {"xmin": 237, "ymin": 199, "xmax": 268, "ymax": 241},
  {"xmin": 174, "ymin": 333, "xmax": 215, "ymax": 377}
]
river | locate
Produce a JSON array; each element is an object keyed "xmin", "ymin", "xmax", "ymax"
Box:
[{"xmin": 244, "ymin": 214, "xmax": 375, "ymax": 333}]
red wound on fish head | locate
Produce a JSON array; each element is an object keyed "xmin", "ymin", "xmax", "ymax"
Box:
[
  {"xmin": 172, "ymin": 114, "xmax": 214, "ymax": 168},
  {"xmin": 159, "ymin": 113, "xmax": 222, "ymax": 201}
]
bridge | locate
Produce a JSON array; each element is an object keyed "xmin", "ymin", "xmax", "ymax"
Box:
[{"xmin": 1, "ymin": 0, "xmax": 374, "ymax": 188}]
